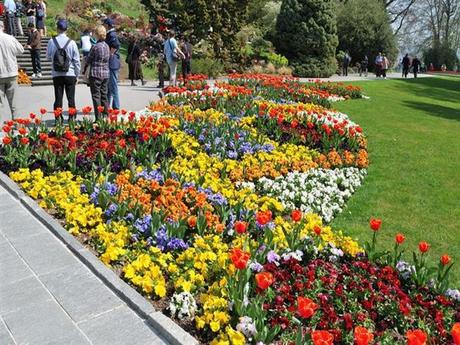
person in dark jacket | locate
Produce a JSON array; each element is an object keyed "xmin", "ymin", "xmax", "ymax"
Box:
[
  {"xmin": 84, "ymin": 25, "xmax": 110, "ymax": 121},
  {"xmin": 127, "ymin": 36, "xmax": 146, "ymax": 86},
  {"xmin": 412, "ymin": 56, "xmax": 421, "ymax": 78},
  {"xmin": 180, "ymin": 36, "xmax": 192, "ymax": 81},
  {"xmin": 25, "ymin": 22, "xmax": 41, "ymax": 78},
  {"xmin": 402, "ymin": 53, "xmax": 411, "ymax": 78},
  {"xmin": 360, "ymin": 55, "xmax": 368, "ymax": 77}
]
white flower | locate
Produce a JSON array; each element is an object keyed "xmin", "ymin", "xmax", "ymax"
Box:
[{"xmin": 169, "ymin": 292, "xmax": 197, "ymax": 320}]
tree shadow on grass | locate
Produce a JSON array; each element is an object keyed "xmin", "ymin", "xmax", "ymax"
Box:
[
  {"xmin": 403, "ymin": 100, "xmax": 460, "ymax": 121},
  {"xmin": 395, "ymin": 77, "xmax": 460, "ymax": 105}
]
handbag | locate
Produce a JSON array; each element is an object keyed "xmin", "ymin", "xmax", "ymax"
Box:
[{"xmin": 168, "ymin": 39, "xmax": 180, "ymax": 62}]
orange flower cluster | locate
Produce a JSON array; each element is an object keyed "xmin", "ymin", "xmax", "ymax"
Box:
[
  {"xmin": 17, "ymin": 69, "xmax": 31, "ymax": 85},
  {"xmin": 115, "ymin": 173, "xmax": 223, "ymax": 230},
  {"xmin": 315, "ymin": 149, "xmax": 369, "ymax": 169}
]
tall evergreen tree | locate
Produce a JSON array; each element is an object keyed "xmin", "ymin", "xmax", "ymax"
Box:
[{"xmin": 274, "ymin": 0, "xmax": 338, "ymax": 77}]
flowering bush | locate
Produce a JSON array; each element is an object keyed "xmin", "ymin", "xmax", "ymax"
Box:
[{"xmin": 2, "ymin": 75, "xmax": 459, "ymax": 344}]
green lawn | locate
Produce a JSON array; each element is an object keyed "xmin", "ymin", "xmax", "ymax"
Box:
[{"xmin": 332, "ymin": 76, "xmax": 460, "ymax": 287}]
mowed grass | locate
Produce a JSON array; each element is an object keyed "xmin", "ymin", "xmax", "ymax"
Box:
[{"xmin": 331, "ymin": 76, "xmax": 460, "ymax": 287}]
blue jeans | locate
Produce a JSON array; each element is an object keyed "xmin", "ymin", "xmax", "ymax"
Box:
[{"xmin": 108, "ymin": 69, "xmax": 120, "ymax": 109}]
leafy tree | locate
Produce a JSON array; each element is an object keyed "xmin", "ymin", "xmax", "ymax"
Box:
[
  {"xmin": 274, "ymin": 0, "xmax": 338, "ymax": 77},
  {"xmin": 140, "ymin": 0, "xmax": 250, "ymax": 61},
  {"xmin": 336, "ymin": 0, "xmax": 397, "ymax": 68}
]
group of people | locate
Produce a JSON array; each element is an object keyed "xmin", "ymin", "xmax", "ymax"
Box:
[
  {"xmin": 0, "ymin": 11, "xmax": 196, "ymax": 124},
  {"xmin": 343, "ymin": 52, "xmax": 390, "ymax": 78},
  {"xmin": 1, "ymin": 0, "xmax": 46, "ymax": 37},
  {"xmin": 0, "ymin": 17, "xmax": 121, "ymax": 123},
  {"xmin": 401, "ymin": 53, "xmax": 422, "ymax": 78}
]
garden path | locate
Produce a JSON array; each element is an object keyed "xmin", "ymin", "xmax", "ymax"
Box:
[{"xmin": 0, "ymin": 185, "xmax": 168, "ymax": 345}]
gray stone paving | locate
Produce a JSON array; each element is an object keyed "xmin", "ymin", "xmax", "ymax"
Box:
[{"xmin": 0, "ymin": 185, "xmax": 168, "ymax": 345}]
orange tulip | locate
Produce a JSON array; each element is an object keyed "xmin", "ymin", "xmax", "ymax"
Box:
[
  {"xmin": 452, "ymin": 322, "xmax": 460, "ymax": 345},
  {"xmin": 418, "ymin": 241, "xmax": 430, "ymax": 253},
  {"xmin": 255, "ymin": 272, "xmax": 274, "ymax": 290},
  {"xmin": 229, "ymin": 248, "xmax": 250, "ymax": 270},
  {"xmin": 395, "ymin": 233, "xmax": 406, "ymax": 244},
  {"xmin": 354, "ymin": 326, "xmax": 374, "ymax": 345},
  {"xmin": 297, "ymin": 296, "xmax": 318, "ymax": 318},
  {"xmin": 440, "ymin": 254, "xmax": 451, "ymax": 266},
  {"xmin": 291, "ymin": 209, "xmax": 302, "ymax": 222}
]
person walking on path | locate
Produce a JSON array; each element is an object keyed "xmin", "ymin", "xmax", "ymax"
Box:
[
  {"xmin": 402, "ymin": 53, "xmax": 411, "ymax": 78},
  {"xmin": 80, "ymin": 29, "xmax": 94, "ymax": 58},
  {"xmin": 342, "ymin": 51, "xmax": 351, "ymax": 76},
  {"xmin": 35, "ymin": 0, "xmax": 46, "ymax": 36},
  {"xmin": 359, "ymin": 55, "xmax": 368, "ymax": 77},
  {"xmin": 25, "ymin": 22, "xmax": 42, "ymax": 78},
  {"xmin": 84, "ymin": 25, "xmax": 109, "ymax": 121},
  {"xmin": 46, "ymin": 19, "xmax": 81, "ymax": 124},
  {"xmin": 4, "ymin": 0, "xmax": 18, "ymax": 36},
  {"xmin": 151, "ymin": 31, "xmax": 165, "ymax": 88},
  {"xmin": 127, "ymin": 36, "xmax": 146, "ymax": 86},
  {"xmin": 375, "ymin": 52, "xmax": 383, "ymax": 78},
  {"xmin": 24, "ymin": 0, "xmax": 36, "ymax": 26},
  {"xmin": 164, "ymin": 30, "xmax": 184, "ymax": 87},
  {"xmin": 381, "ymin": 54, "xmax": 390, "ymax": 79},
  {"xmin": 0, "ymin": 21, "xmax": 24, "ymax": 123},
  {"xmin": 412, "ymin": 56, "xmax": 421, "ymax": 78},
  {"xmin": 180, "ymin": 36, "xmax": 192, "ymax": 81},
  {"xmin": 103, "ymin": 18, "xmax": 121, "ymax": 110}
]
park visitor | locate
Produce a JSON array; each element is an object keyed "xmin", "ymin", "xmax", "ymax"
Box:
[
  {"xmin": 342, "ymin": 51, "xmax": 351, "ymax": 76},
  {"xmin": 402, "ymin": 53, "xmax": 410, "ymax": 78},
  {"xmin": 4, "ymin": 0, "xmax": 18, "ymax": 36},
  {"xmin": 103, "ymin": 18, "xmax": 121, "ymax": 110},
  {"xmin": 412, "ymin": 56, "xmax": 421, "ymax": 78},
  {"xmin": 24, "ymin": 0, "xmax": 36, "ymax": 26},
  {"xmin": 375, "ymin": 52, "xmax": 383, "ymax": 78},
  {"xmin": 381, "ymin": 54, "xmax": 390, "ymax": 79},
  {"xmin": 359, "ymin": 55, "xmax": 368, "ymax": 77},
  {"xmin": 84, "ymin": 25, "xmax": 110, "ymax": 121},
  {"xmin": 46, "ymin": 19, "xmax": 81, "ymax": 123},
  {"xmin": 151, "ymin": 31, "xmax": 165, "ymax": 88},
  {"xmin": 0, "ymin": 21, "xmax": 24, "ymax": 123},
  {"xmin": 164, "ymin": 30, "xmax": 185, "ymax": 87},
  {"xmin": 127, "ymin": 35, "xmax": 146, "ymax": 86},
  {"xmin": 26, "ymin": 22, "xmax": 42, "ymax": 78},
  {"xmin": 181, "ymin": 36, "xmax": 193, "ymax": 80},
  {"xmin": 80, "ymin": 29, "xmax": 94, "ymax": 57},
  {"xmin": 35, "ymin": 0, "xmax": 46, "ymax": 36}
]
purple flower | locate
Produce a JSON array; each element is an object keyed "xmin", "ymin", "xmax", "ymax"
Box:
[
  {"xmin": 267, "ymin": 250, "xmax": 280, "ymax": 265},
  {"xmin": 104, "ymin": 203, "xmax": 118, "ymax": 217},
  {"xmin": 103, "ymin": 182, "xmax": 118, "ymax": 196},
  {"xmin": 249, "ymin": 261, "xmax": 263, "ymax": 272}
]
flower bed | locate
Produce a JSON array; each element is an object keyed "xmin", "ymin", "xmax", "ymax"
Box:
[{"xmin": 2, "ymin": 76, "xmax": 459, "ymax": 345}]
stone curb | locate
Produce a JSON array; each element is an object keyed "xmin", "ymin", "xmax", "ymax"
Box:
[{"xmin": 0, "ymin": 171, "xmax": 198, "ymax": 345}]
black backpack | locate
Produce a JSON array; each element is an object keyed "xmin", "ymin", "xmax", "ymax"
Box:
[{"xmin": 52, "ymin": 37, "xmax": 72, "ymax": 72}]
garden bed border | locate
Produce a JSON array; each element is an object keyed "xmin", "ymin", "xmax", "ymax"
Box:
[{"xmin": 0, "ymin": 171, "xmax": 198, "ymax": 345}]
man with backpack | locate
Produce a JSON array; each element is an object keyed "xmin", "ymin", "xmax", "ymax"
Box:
[{"xmin": 46, "ymin": 19, "xmax": 81, "ymax": 123}]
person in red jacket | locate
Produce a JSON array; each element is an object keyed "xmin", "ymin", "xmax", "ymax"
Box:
[{"xmin": 0, "ymin": 3, "xmax": 5, "ymax": 16}]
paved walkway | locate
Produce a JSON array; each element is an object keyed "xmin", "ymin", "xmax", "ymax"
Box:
[
  {"xmin": 0, "ymin": 185, "xmax": 168, "ymax": 345},
  {"xmin": 5, "ymin": 83, "xmax": 162, "ymax": 122}
]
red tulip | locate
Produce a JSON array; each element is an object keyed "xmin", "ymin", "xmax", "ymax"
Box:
[
  {"xmin": 229, "ymin": 248, "xmax": 250, "ymax": 270},
  {"xmin": 2, "ymin": 136, "xmax": 12, "ymax": 145},
  {"xmin": 234, "ymin": 221, "xmax": 248, "ymax": 234},
  {"xmin": 418, "ymin": 241, "xmax": 430, "ymax": 253},
  {"xmin": 314, "ymin": 225, "xmax": 322, "ymax": 236},
  {"xmin": 297, "ymin": 296, "xmax": 318, "ymax": 318},
  {"xmin": 354, "ymin": 326, "xmax": 374, "ymax": 345},
  {"xmin": 39, "ymin": 107, "xmax": 47, "ymax": 115},
  {"xmin": 452, "ymin": 322, "xmax": 460, "ymax": 345},
  {"xmin": 369, "ymin": 218, "xmax": 382, "ymax": 231},
  {"xmin": 255, "ymin": 272, "xmax": 274, "ymax": 290},
  {"xmin": 406, "ymin": 329, "xmax": 427, "ymax": 345},
  {"xmin": 440, "ymin": 254, "xmax": 451, "ymax": 266},
  {"xmin": 291, "ymin": 209, "xmax": 302, "ymax": 222},
  {"xmin": 395, "ymin": 233, "xmax": 406, "ymax": 244},
  {"xmin": 311, "ymin": 330, "xmax": 334, "ymax": 345},
  {"xmin": 2, "ymin": 125, "xmax": 11, "ymax": 133},
  {"xmin": 20, "ymin": 137, "xmax": 29, "ymax": 145},
  {"xmin": 39, "ymin": 133, "xmax": 48, "ymax": 141},
  {"xmin": 18, "ymin": 127, "xmax": 27, "ymax": 135}
]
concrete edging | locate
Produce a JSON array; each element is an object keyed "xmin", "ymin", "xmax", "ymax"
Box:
[{"xmin": 0, "ymin": 171, "xmax": 198, "ymax": 345}]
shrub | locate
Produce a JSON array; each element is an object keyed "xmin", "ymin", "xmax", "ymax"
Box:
[{"xmin": 191, "ymin": 58, "xmax": 224, "ymax": 78}]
